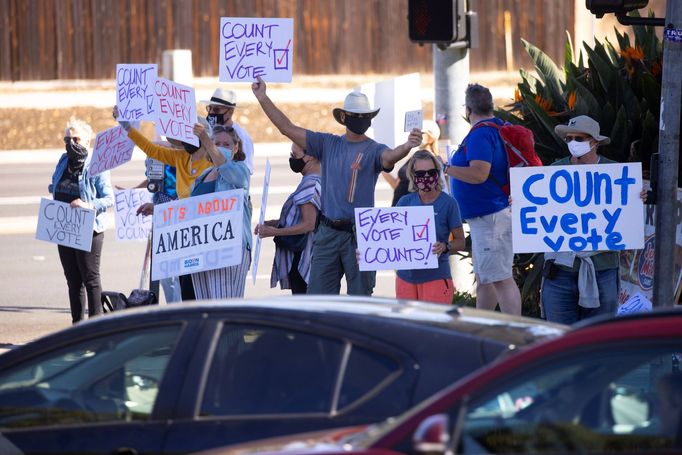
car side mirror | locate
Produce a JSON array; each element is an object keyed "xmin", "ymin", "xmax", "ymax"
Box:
[{"xmin": 412, "ymin": 413, "xmax": 450, "ymax": 455}]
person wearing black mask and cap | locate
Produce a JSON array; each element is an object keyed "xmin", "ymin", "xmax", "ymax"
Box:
[
  {"xmin": 201, "ymin": 88, "xmax": 255, "ymax": 175},
  {"xmin": 252, "ymin": 77, "xmax": 421, "ymax": 296},
  {"xmin": 49, "ymin": 117, "xmax": 114, "ymax": 323},
  {"xmin": 255, "ymin": 143, "xmax": 321, "ymax": 294}
]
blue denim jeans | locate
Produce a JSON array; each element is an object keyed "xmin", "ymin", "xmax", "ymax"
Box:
[{"xmin": 541, "ymin": 267, "xmax": 619, "ymax": 324}]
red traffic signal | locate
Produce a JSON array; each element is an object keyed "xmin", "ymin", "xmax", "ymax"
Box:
[{"xmin": 408, "ymin": 0, "xmax": 466, "ymax": 44}]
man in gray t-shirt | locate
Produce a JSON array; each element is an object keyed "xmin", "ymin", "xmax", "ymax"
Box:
[{"xmin": 252, "ymin": 76, "xmax": 421, "ymax": 295}]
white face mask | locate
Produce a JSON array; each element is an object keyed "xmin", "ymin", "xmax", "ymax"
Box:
[{"xmin": 567, "ymin": 140, "xmax": 592, "ymax": 158}]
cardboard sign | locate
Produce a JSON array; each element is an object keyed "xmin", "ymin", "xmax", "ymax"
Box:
[
  {"xmin": 252, "ymin": 159, "xmax": 271, "ymax": 284},
  {"xmin": 618, "ymin": 181, "xmax": 682, "ymax": 306},
  {"xmin": 404, "ymin": 110, "xmax": 423, "ymax": 132},
  {"xmin": 153, "ymin": 78, "xmax": 198, "ymax": 146},
  {"xmin": 88, "ymin": 125, "xmax": 135, "ymax": 176},
  {"xmin": 616, "ymin": 291, "xmax": 652, "ymax": 316},
  {"xmin": 355, "ymin": 206, "xmax": 438, "ymax": 272},
  {"xmin": 116, "ymin": 64, "xmax": 158, "ymax": 121},
  {"xmin": 358, "ymin": 73, "xmax": 421, "ymax": 148},
  {"xmin": 35, "ymin": 198, "xmax": 95, "ymax": 252},
  {"xmin": 151, "ymin": 189, "xmax": 244, "ymax": 280},
  {"xmin": 219, "ymin": 17, "xmax": 294, "ymax": 83},
  {"xmin": 510, "ymin": 163, "xmax": 644, "ymax": 253},
  {"xmin": 114, "ymin": 189, "xmax": 153, "ymax": 242}
]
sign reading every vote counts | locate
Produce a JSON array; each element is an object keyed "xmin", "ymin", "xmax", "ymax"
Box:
[
  {"xmin": 355, "ymin": 206, "xmax": 438, "ymax": 271},
  {"xmin": 219, "ymin": 17, "xmax": 294, "ymax": 83},
  {"xmin": 510, "ymin": 163, "xmax": 644, "ymax": 253}
]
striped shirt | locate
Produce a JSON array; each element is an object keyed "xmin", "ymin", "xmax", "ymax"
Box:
[{"xmin": 271, "ymin": 174, "xmax": 322, "ymax": 289}]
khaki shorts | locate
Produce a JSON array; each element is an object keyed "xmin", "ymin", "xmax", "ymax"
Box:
[{"xmin": 468, "ymin": 208, "xmax": 514, "ymax": 284}]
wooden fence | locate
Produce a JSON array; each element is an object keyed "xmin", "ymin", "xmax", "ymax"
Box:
[{"xmin": 0, "ymin": 0, "xmax": 574, "ymax": 81}]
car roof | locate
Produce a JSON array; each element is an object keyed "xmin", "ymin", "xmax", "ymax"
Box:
[
  {"xmin": 571, "ymin": 305, "xmax": 682, "ymax": 330},
  {"xmin": 2, "ymin": 296, "xmax": 566, "ymax": 361}
]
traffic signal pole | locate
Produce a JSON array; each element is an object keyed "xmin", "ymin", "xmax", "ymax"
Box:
[
  {"xmin": 653, "ymin": 0, "xmax": 682, "ymax": 307},
  {"xmin": 433, "ymin": 44, "xmax": 470, "ymax": 150}
]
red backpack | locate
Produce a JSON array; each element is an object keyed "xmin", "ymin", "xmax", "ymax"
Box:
[{"xmin": 465, "ymin": 121, "xmax": 542, "ymax": 195}]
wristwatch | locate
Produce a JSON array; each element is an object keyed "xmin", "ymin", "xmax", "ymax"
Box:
[{"xmin": 442, "ymin": 164, "xmax": 450, "ymax": 176}]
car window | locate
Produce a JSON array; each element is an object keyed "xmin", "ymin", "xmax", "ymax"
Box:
[
  {"xmin": 459, "ymin": 345, "xmax": 682, "ymax": 454},
  {"xmin": 0, "ymin": 325, "xmax": 181, "ymax": 428},
  {"xmin": 200, "ymin": 324, "xmax": 343, "ymax": 416},
  {"xmin": 337, "ymin": 345, "xmax": 400, "ymax": 410}
]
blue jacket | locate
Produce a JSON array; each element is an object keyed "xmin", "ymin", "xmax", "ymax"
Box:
[
  {"xmin": 48, "ymin": 154, "xmax": 114, "ymax": 233},
  {"xmin": 193, "ymin": 159, "xmax": 252, "ymax": 249}
]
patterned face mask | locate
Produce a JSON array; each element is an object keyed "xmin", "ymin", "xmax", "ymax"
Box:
[{"xmin": 414, "ymin": 169, "xmax": 439, "ymax": 192}]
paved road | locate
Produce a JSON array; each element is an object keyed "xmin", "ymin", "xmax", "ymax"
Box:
[{"xmin": 0, "ymin": 144, "xmax": 400, "ymax": 349}]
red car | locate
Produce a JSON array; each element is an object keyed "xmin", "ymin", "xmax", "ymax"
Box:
[{"xmin": 204, "ymin": 309, "xmax": 682, "ymax": 455}]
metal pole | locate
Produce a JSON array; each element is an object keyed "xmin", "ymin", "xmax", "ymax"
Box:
[{"xmin": 653, "ymin": 0, "xmax": 682, "ymax": 307}]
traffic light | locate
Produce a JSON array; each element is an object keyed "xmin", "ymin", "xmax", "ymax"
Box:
[
  {"xmin": 585, "ymin": 0, "xmax": 648, "ymax": 18},
  {"xmin": 408, "ymin": 0, "xmax": 467, "ymax": 44}
]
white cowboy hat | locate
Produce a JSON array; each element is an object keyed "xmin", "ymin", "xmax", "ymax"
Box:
[
  {"xmin": 201, "ymin": 88, "xmax": 237, "ymax": 108},
  {"xmin": 332, "ymin": 91, "xmax": 380, "ymax": 125},
  {"xmin": 555, "ymin": 115, "xmax": 610, "ymax": 145}
]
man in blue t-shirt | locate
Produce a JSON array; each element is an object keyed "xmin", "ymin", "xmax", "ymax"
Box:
[
  {"xmin": 443, "ymin": 84, "xmax": 521, "ymax": 315},
  {"xmin": 252, "ymin": 76, "xmax": 422, "ymax": 295}
]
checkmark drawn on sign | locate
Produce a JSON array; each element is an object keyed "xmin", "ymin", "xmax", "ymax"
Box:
[
  {"xmin": 274, "ymin": 40, "xmax": 291, "ymax": 70},
  {"xmin": 412, "ymin": 218, "xmax": 430, "ymax": 242}
]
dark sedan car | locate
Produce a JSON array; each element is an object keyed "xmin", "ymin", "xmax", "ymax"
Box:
[
  {"xmin": 0, "ymin": 296, "xmax": 564, "ymax": 455},
  {"xmin": 212, "ymin": 309, "xmax": 682, "ymax": 455}
]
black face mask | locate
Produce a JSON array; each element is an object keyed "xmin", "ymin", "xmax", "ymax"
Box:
[
  {"xmin": 289, "ymin": 157, "xmax": 306, "ymax": 173},
  {"xmin": 182, "ymin": 140, "xmax": 201, "ymax": 154},
  {"xmin": 344, "ymin": 116, "xmax": 371, "ymax": 135},
  {"xmin": 65, "ymin": 141, "xmax": 88, "ymax": 169},
  {"xmin": 206, "ymin": 114, "xmax": 224, "ymax": 129}
]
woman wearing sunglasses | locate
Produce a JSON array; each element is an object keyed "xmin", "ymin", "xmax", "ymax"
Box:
[
  {"xmin": 49, "ymin": 117, "xmax": 114, "ymax": 323},
  {"xmin": 189, "ymin": 123, "xmax": 252, "ymax": 299},
  {"xmin": 542, "ymin": 115, "xmax": 619, "ymax": 323},
  {"xmin": 394, "ymin": 150, "xmax": 465, "ymax": 304}
]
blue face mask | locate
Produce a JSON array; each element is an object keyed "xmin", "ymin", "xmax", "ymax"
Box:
[{"xmin": 217, "ymin": 146, "xmax": 233, "ymax": 160}]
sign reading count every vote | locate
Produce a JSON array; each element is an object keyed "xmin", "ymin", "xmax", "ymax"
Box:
[{"xmin": 510, "ymin": 163, "xmax": 644, "ymax": 253}]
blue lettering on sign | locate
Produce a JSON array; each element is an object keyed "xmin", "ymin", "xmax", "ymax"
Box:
[{"xmin": 519, "ymin": 165, "xmax": 635, "ymax": 252}]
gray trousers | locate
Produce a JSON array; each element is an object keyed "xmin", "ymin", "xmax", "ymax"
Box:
[{"xmin": 307, "ymin": 224, "xmax": 375, "ymax": 296}]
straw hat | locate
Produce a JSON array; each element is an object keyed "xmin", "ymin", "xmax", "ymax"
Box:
[{"xmin": 201, "ymin": 88, "xmax": 237, "ymax": 108}]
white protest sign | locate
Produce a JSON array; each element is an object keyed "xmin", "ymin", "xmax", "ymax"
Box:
[
  {"xmin": 116, "ymin": 64, "xmax": 158, "ymax": 121},
  {"xmin": 88, "ymin": 125, "xmax": 135, "ymax": 176},
  {"xmin": 404, "ymin": 110, "xmax": 423, "ymax": 132},
  {"xmin": 355, "ymin": 206, "xmax": 438, "ymax": 272},
  {"xmin": 114, "ymin": 189, "xmax": 153, "ymax": 242},
  {"xmin": 358, "ymin": 73, "xmax": 421, "ymax": 148},
  {"xmin": 219, "ymin": 17, "xmax": 294, "ymax": 83},
  {"xmin": 616, "ymin": 291, "xmax": 652, "ymax": 316},
  {"xmin": 35, "ymin": 198, "xmax": 95, "ymax": 252},
  {"xmin": 252, "ymin": 159, "xmax": 271, "ymax": 284},
  {"xmin": 510, "ymin": 163, "xmax": 644, "ymax": 253},
  {"xmin": 152, "ymin": 189, "xmax": 244, "ymax": 280},
  {"xmin": 153, "ymin": 78, "xmax": 199, "ymax": 146}
]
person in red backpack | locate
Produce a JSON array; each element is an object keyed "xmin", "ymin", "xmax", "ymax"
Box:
[{"xmin": 443, "ymin": 84, "xmax": 521, "ymax": 315}]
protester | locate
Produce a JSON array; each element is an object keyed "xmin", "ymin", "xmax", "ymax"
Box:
[
  {"xmin": 444, "ymin": 83, "xmax": 522, "ymax": 315},
  {"xmin": 113, "ymin": 106, "xmax": 212, "ymax": 301},
  {"xmin": 252, "ymin": 77, "xmax": 421, "ymax": 295},
  {"xmin": 125, "ymin": 155, "xmax": 181, "ymax": 303},
  {"xmin": 202, "ymin": 88, "xmax": 256, "ymax": 174},
  {"xmin": 49, "ymin": 117, "xmax": 113, "ymax": 323},
  {"xmin": 540, "ymin": 115, "xmax": 621, "ymax": 324},
  {"xmin": 386, "ymin": 120, "xmax": 443, "ymax": 206},
  {"xmin": 255, "ymin": 143, "xmax": 321, "ymax": 294},
  {"xmin": 190, "ymin": 123, "xmax": 252, "ymax": 299},
  {"xmin": 395, "ymin": 150, "xmax": 464, "ymax": 304}
]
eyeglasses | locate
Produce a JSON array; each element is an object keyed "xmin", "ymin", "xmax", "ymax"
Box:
[
  {"xmin": 211, "ymin": 125, "xmax": 234, "ymax": 134},
  {"xmin": 414, "ymin": 169, "xmax": 438, "ymax": 178},
  {"xmin": 564, "ymin": 135, "xmax": 591, "ymax": 143},
  {"xmin": 63, "ymin": 136, "xmax": 80, "ymax": 144}
]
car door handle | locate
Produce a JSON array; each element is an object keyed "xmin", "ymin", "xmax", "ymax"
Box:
[{"xmin": 113, "ymin": 448, "xmax": 138, "ymax": 455}]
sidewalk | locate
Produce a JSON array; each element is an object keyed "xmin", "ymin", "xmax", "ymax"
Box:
[{"xmin": 0, "ymin": 72, "xmax": 521, "ymax": 109}]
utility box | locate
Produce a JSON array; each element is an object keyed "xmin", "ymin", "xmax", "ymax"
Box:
[{"xmin": 161, "ymin": 49, "xmax": 193, "ymax": 85}]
